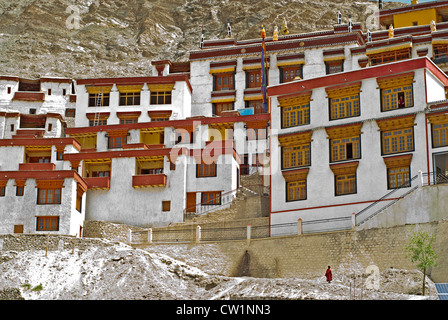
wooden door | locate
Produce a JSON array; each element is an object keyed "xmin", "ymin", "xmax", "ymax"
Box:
[{"xmin": 186, "ymin": 192, "xmax": 196, "ymax": 213}]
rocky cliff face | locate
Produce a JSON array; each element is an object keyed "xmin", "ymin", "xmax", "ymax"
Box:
[{"xmin": 0, "ymin": 0, "xmax": 403, "ymax": 79}]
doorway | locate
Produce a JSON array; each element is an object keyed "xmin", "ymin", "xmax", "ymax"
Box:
[{"xmin": 433, "ymin": 152, "xmax": 448, "ymax": 184}]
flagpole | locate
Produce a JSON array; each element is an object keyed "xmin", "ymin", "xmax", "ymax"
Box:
[{"xmin": 261, "ymin": 26, "xmax": 268, "ymax": 113}]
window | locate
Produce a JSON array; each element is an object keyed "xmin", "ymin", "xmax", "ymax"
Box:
[
  {"xmin": 89, "ymin": 119, "xmax": 108, "ymax": 127},
  {"xmin": 62, "ymin": 89, "xmax": 67, "ymax": 96},
  {"xmin": 108, "ymin": 136, "xmax": 127, "ymax": 149},
  {"xmin": 246, "ymin": 128, "xmax": 267, "ymax": 140},
  {"xmin": 214, "ymin": 73, "xmax": 234, "ymax": 91},
  {"xmin": 76, "ymin": 183, "xmax": 85, "ymax": 213},
  {"xmin": 16, "ymin": 186, "xmax": 24, "ymax": 196},
  {"xmin": 197, "ymin": 163, "xmax": 217, "ymax": 177},
  {"xmin": 56, "ymin": 151, "xmax": 64, "ymax": 161},
  {"xmin": 175, "ymin": 129, "xmax": 194, "ymax": 144},
  {"xmin": 286, "ymin": 180, "xmax": 306, "ymax": 202},
  {"xmin": 37, "ymin": 188, "xmax": 62, "ymax": 204},
  {"xmin": 10, "ymin": 124, "xmax": 14, "ymax": 132},
  {"xmin": 65, "ymin": 108, "xmax": 76, "ymax": 117},
  {"xmin": 388, "ymin": 166, "xmax": 410, "ymax": 189},
  {"xmin": 325, "ymin": 60, "xmax": 343, "ymax": 75},
  {"xmin": 335, "ymin": 174, "xmax": 357, "ymax": 196},
  {"xmin": 330, "ymin": 136, "xmax": 360, "ymax": 162},
  {"xmin": 162, "ymin": 201, "xmax": 171, "ymax": 212},
  {"xmin": 381, "ymin": 85, "xmax": 413, "ymax": 111},
  {"xmin": 282, "ymin": 144, "xmax": 311, "ymax": 169},
  {"xmin": 7, "ymin": 87, "xmax": 11, "ymax": 94},
  {"xmin": 246, "ymin": 100, "xmax": 265, "ymax": 114},
  {"xmin": 201, "ymin": 191, "xmax": 221, "ymax": 205},
  {"xmin": 36, "ymin": 216, "xmax": 59, "ymax": 231},
  {"xmin": 280, "ymin": 66, "xmax": 302, "ymax": 83},
  {"xmin": 432, "ymin": 123, "xmax": 448, "ymax": 148},
  {"xmin": 281, "ymin": 103, "xmax": 310, "ymax": 128},
  {"xmin": 47, "ymin": 89, "xmax": 52, "ymax": 96},
  {"xmin": 119, "ymin": 92, "xmax": 141, "ymax": 106},
  {"xmin": 329, "ymin": 95, "xmax": 360, "ymax": 120},
  {"xmin": 434, "ymin": 43, "xmax": 448, "ymax": 60},
  {"xmin": 382, "ymin": 128, "xmax": 414, "ymax": 155},
  {"xmin": 47, "ymin": 123, "xmax": 53, "ymax": 132},
  {"xmin": 88, "ymin": 93, "xmax": 110, "ymax": 107},
  {"xmin": 246, "ymin": 69, "xmax": 262, "ymax": 88},
  {"xmin": 120, "ymin": 118, "xmax": 138, "ymax": 124},
  {"xmin": 150, "ymin": 91, "xmax": 172, "ymax": 105},
  {"xmin": 0, "ymin": 187, "xmax": 5, "ymax": 197},
  {"xmin": 214, "ymin": 102, "xmax": 234, "ymax": 116},
  {"xmin": 368, "ymin": 48, "xmax": 411, "ymax": 66}
]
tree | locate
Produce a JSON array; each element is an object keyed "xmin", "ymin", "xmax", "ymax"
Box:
[{"xmin": 404, "ymin": 229, "xmax": 438, "ymax": 296}]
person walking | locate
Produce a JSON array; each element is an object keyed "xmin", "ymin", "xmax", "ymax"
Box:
[{"xmin": 325, "ymin": 266, "xmax": 332, "ymax": 283}]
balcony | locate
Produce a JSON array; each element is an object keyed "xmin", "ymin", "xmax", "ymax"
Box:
[
  {"xmin": 19, "ymin": 163, "xmax": 55, "ymax": 171},
  {"xmin": 84, "ymin": 176, "xmax": 110, "ymax": 190},
  {"xmin": 132, "ymin": 174, "xmax": 167, "ymax": 188}
]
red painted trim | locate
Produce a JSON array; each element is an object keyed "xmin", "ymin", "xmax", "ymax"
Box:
[
  {"xmin": 12, "ymin": 92, "xmax": 45, "ymax": 102},
  {"xmin": 66, "ymin": 114, "xmax": 271, "ymax": 135},
  {"xmin": 40, "ymin": 77, "xmax": 72, "ymax": 83},
  {"xmin": 270, "ymin": 197, "xmax": 405, "ymax": 215},
  {"xmin": 132, "ymin": 174, "xmax": 167, "ymax": 188},
  {"xmin": 268, "ymin": 57, "xmax": 448, "ymax": 97},
  {"xmin": 0, "ymin": 138, "xmax": 82, "ymax": 151},
  {"xmin": 0, "ymin": 170, "xmax": 87, "ymax": 190},
  {"xmin": 425, "ymin": 114, "xmax": 431, "ymax": 186}
]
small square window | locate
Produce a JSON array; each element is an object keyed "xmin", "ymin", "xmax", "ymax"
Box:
[
  {"xmin": 16, "ymin": 186, "xmax": 24, "ymax": 196},
  {"xmin": 162, "ymin": 201, "xmax": 171, "ymax": 212}
]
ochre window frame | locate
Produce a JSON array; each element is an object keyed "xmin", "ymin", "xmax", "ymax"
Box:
[
  {"xmin": 37, "ymin": 188, "xmax": 62, "ymax": 205},
  {"xmin": 150, "ymin": 91, "xmax": 172, "ymax": 105},
  {"xmin": 325, "ymin": 60, "xmax": 344, "ymax": 75},
  {"xmin": 377, "ymin": 73, "xmax": 414, "ymax": 112},
  {"xmin": 215, "ymin": 102, "xmax": 234, "ymax": 116},
  {"xmin": 107, "ymin": 130, "xmax": 129, "ymax": 149},
  {"xmin": 327, "ymin": 84, "xmax": 361, "ymax": 121},
  {"xmin": 119, "ymin": 91, "xmax": 141, "ymax": 106},
  {"xmin": 377, "ymin": 115, "xmax": 415, "ymax": 156},
  {"xmin": 279, "ymin": 131, "xmax": 312, "ymax": 170},
  {"xmin": 278, "ymin": 93, "xmax": 311, "ymax": 129},
  {"xmin": 428, "ymin": 114, "xmax": 448, "ymax": 148},
  {"xmin": 87, "ymin": 86, "xmax": 111, "ymax": 107},
  {"xmin": 330, "ymin": 161, "xmax": 358, "ymax": 196},
  {"xmin": 383, "ymin": 154, "xmax": 412, "ymax": 189},
  {"xmin": 286, "ymin": 180, "xmax": 307, "ymax": 202}
]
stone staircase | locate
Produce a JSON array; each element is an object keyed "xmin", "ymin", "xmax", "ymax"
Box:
[{"xmin": 180, "ymin": 172, "xmax": 269, "ymax": 225}]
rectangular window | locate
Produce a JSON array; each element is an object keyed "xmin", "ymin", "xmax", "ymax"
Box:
[
  {"xmin": 281, "ymin": 103, "xmax": 310, "ymax": 128},
  {"xmin": 388, "ymin": 166, "xmax": 410, "ymax": 189},
  {"xmin": 432, "ymin": 123, "xmax": 448, "ymax": 148},
  {"xmin": 246, "ymin": 128, "xmax": 267, "ymax": 140},
  {"xmin": 119, "ymin": 92, "xmax": 141, "ymax": 106},
  {"xmin": 89, "ymin": 119, "xmax": 108, "ymax": 127},
  {"xmin": 282, "ymin": 144, "xmax": 311, "ymax": 169},
  {"xmin": 335, "ymin": 174, "xmax": 357, "ymax": 196},
  {"xmin": 37, "ymin": 188, "xmax": 62, "ymax": 204},
  {"xmin": 214, "ymin": 102, "xmax": 234, "ymax": 116},
  {"xmin": 16, "ymin": 186, "xmax": 24, "ymax": 196},
  {"xmin": 197, "ymin": 163, "xmax": 217, "ymax": 177},
  {"xmin": 214, "ymin": 73, "xmax": 234, "ymax": 91},
  {"xmin": 382, "ymin": 128, "xmax": 414, "ymax": 155},
  {"xmin": 325, "ymin": 60, "xmax": 343, "ymax": 75},
  {"xmin": 88, "ymin": 93, "xmax": 110, "ymax": 107},
  {"xmin": 0, "ymin": 187, "xmax": 5, "ymax": 197},
  {"xmin": 150, "ymin": 91, "xmax": 172, "ymax": 105},
  {"xmin": 201, "ymin": 191, "xmax": 221, "ymax": 205},
  {"xmin": 330, "ymin": 136, "xmax": 361, "ymax": 162},
  {"xmin": 381, "ymin": 85, "xmax": 413, "ymax": 111},
  {"xmin": 119, "ymin": 118, "xmax": 138, "ymax": 124},
  {"xmin": 286, "ymin": 180, "xmax": 307, "ymax": 202},
  {"xmin": 36, "ymin": 216, "xmax": 59, "ymax": 231},
  {"xmin": 368, "ymin": 48, "xmax": 411, "ymax": 66},
  {"xmin": 108, "ymin": 136, "xmax": 127, "ymax": 149},
  {"xmin": 246, "ymin": 70, "xmax": 262, "ymax": 88},
  {"xmin": 329, "ymin": 95, "xmax": 360, "ymax": 120},
  {"xmin": 65, "ymin": 108, "xmax": 76, "ymax": 117},
  {"xmin": 280, "ymin": 66, "xmax": 302, "ymax": 83},
  {"xmin": 433, "ymin": 43, "xmax": 448, "ymax": 59},
  {"xmin": 246, "ymin": 100, "xmax": 265, "ymax": 114},
  {"xmin": 162, "ymin": 201, "xmax": 171, "ymax": 212}
]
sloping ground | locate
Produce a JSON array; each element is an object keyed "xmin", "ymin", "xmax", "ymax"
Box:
[{"xmin": 0, "ymin": 237, "xmax": 438, "ymax": 300}]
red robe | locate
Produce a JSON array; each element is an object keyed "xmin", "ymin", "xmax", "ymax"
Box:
[{"xmin": 325, "ymin": 268, "xmax": 332, "ymax": 282}]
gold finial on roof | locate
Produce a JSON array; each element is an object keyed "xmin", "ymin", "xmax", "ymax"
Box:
[
  {"xmin": 282, "ymin": 17, "xmax": 289, "ymax": 35},
  {"xmin": 388, "ymin": 24, "xmax": 394, "ymax": 39},
  {"xmin": 430, "ymin": 20, "xmax": 436, "ymax": 32},
  {"xmin": 273, "ymin": 26, "xmax": 279, "ymax": 41},
  {"xmin": 261, "ymin": 25, "xmax": 266, "ymax": 39}
]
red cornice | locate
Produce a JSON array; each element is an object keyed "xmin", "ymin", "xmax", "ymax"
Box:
[
  {"xmin": 268, "ymin": 57, "xmax": 448, "ymax": 97},
  {"xmin": 0, "ymin": 170, "xmax": 87, "ymax": 190},
  {"xmin": 0, "ymin": 138, "xmax": 82, "ymax": 151},
  {"xmin": 66, "ymin": 113, "xmax": 270, "ymax": 135}
]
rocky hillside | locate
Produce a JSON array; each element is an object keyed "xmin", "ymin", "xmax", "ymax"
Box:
[
  {"xmin": 0, "ymin": 237, "xmax": 438, "ymax": 300},
  {"xmin": 0, "ymin": 0, "xmax": 403, "ymax": 79}
]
